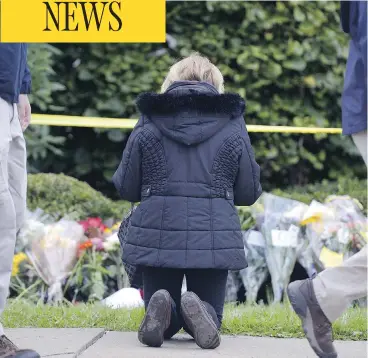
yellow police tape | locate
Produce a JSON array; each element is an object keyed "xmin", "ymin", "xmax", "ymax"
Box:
[{"xmin": 31, "ymin": 114, "xmax": 343, "ymax": 134}]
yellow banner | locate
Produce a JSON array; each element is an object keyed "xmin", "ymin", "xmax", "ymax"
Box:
[{"xmin": 0, "ymin": 0, "xmax": 166, "ymax": 43}]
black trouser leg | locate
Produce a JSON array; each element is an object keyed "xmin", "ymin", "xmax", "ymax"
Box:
[
  {"xmin": 142, "ymin": 267, "xmax": 185, "ymax": 339},
  {"xmin": 142, "ymin": 267, "xmax": 228, "ymax": 339},
  {"xmin": 185, "ymin": 269, "xmax": 228, "ymax": 331}
]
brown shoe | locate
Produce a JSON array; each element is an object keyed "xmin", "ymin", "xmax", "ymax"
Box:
[
  {"xmin": 287, "ymin": 279, "xmax": 337, "ymax": 358},
  {"xmin": 0, "ymin": 336, "xmax": 40, "ymax": 358}
]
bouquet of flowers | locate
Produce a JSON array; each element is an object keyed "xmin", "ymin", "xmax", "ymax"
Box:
[
  {"xmin": 302, "ymin": 197, "xmax": 367, "ymax": 269},
  {"xmin": 73, "ymin": 218, "xmax": 128, "ymax": 301},
  {"xmin": 13, "ymin": 213, "xmax": 137, "ymax": 304},
  {"xmin": 240, "ymin": 229, "xmax": 269, "ymax": 303},
  {"xmin": 301, "ymin": 200, "xmax": 336, "ymax": 268},
  {"xmin": 16, "ymin": 208, "xmax": 54, "ymax": 253},
  {"xmin": 325, "ymin": 195, "xmax": 367, "ymax": 255},
  {"xmin": 26, "ymin": 219, "xmax": 85, "ymax": 303},
  {"xmin": 258, "ymin": 193, "xmax": 308, "ymax": 303},
  {"xmin": 297, "ymin": 238, "xmax": 317, "ymax": 278},
  {"xmin": 225, "ymin": 271, "xmax": 241, "ymax": 303}
]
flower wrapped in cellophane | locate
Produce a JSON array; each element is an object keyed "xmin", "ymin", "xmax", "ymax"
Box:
[
  {"xmin": 239, "ymin": 229, "xmax": 269, "ymax": 304},
  {"xmin": 301, "ymin": 200, "xmax": 343, "ymax": 269},
  {"xmin": 297, "ymin": 238, "xmax": 317, "ymax": 278},
  {"xmin": 257, "ymin": 193, "xmax": 308, "ymax": 303},
  {"xmin": 224, "ymin": 271, "xmax": 241, "ymax": 303},
  {"xmin": 302, "ymin": 196, "xmax": 367, "ymax": 270},
  {"xmin": 325, "ymin": 195, "xmax": 367, "ymax": 256},
  {"xmin": 26, "ymin": 219, "xmax": 85, "ymax": 303},
  {"xmin": 16, "ymin": 208, "xmax": 54, "ymax": 253}
]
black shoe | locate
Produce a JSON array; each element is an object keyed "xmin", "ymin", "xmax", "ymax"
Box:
[
  {"xmin": 138, "ymin": 289, "xmax": 172, "ymax": 347},
  {"xmin": 287, "ymin": 279, "xmax": 337, "ymax": 358},
  {"xmin": 0, "ymin": 336, "xmax": 40, "ymax": 358},
  {"xmin": 181, "ymin": 292, "xmax": 220, "ymax": 349}
]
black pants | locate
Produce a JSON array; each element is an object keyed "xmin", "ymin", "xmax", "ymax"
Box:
[{"xmin": 142, "ymin": 267, "xmax": 228, "ymax": 339}]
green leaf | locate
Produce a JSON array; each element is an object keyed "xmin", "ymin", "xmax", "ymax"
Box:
[
  {"xmin": 293, "ymin": 7, "xmax": 306, "ymax": 22},
  {"xmin": 107, "ymin": 130, "xmax": 126, "ymax": 143},
  {"xmin": 264, "ymin": 62, "xmax": 283, "ymax": 79},
  {"xmin": 283, "ymin": 59, "xmax": 307, "ymax": 71}
]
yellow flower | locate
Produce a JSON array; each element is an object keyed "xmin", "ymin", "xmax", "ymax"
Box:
[
  {"xmin": 12, "ymin": 252, "xmax": 28, "ymax": 277},
  {"xmin": 104, "ymin": 228, "xmax": 112, "ymax": 235},
  {"xmin": 112, "ymin": 223, "xmax": 121, "ymax": 231}
]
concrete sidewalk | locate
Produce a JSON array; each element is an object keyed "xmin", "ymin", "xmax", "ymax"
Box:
[{"xmin": 7, "ymin": 329, "xmax": 367, "ymax": 358}]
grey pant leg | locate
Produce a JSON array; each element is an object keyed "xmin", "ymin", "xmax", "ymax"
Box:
[
  {"xmin": 352, "ymin": 130, "xmax": 367, "ymax": 166},
  {"xmin": 8, "ymin": 105, "xmax": 27, "ymax": 234},
  {"xmin": 0, "ymin": 99, "xmax": 27, "ymax": 335},
  {"xmin": 313, "ymin": 245, "xmax": 368, "ymax": 322},
  {"xmin": 314, "ymin": 130, "xmax": 368, "ymax": 322}
]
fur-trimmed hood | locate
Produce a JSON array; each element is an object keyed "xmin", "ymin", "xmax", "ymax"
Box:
[{"xmin": 136, "ymin": 81, "xmax": 246, "ymax": 145}]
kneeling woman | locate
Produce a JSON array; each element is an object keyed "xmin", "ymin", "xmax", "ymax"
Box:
[{"xmin": 113, "ymin": 54, "xmax": 262, "ymax": 349}]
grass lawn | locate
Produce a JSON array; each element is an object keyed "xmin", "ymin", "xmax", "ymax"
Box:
[{"xmin": 2, "ymin": 301, "xmax": 367, "ymax": 341}]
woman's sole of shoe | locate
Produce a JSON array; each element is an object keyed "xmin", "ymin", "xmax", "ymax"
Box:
[
  {"xmin": 181, "ymin": 292, "xmax": 220, "ymax": 349},
  {"xmin": 138, "ymin": 290, "xmax": 171, "ymax": 348},
  {"xmin": 287, "ymin": 282, "xmax": 337, "ymax": 358}
]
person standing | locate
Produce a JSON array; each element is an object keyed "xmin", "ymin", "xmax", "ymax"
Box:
[
  {"xmin": 287, "ymin": 2, "xmax": 367, "ymax": 358},
  {"xmin": 0, "ymin": 44, "xmax": 40, "ymax": 358}
]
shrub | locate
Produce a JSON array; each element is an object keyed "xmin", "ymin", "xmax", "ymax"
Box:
[
  {"xmin": 27, "ymin": 173, "xmax": 129, "ymax": 220},
  {"xmin": 272, "ymin": 177, "xmax": 367, "ymax": 212}
]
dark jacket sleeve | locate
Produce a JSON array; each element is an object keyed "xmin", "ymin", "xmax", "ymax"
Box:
[
  {"xmin": 233, "ymin": 129, "xmax": 262, "ymax": 206},
  {"xmin": 340, "ymin": 1, "xmax": 351, "ymax": 34},
  {"xmin": 112, "ymin": 127, "xmax": 142, "ymax": 202},
  {"xmin": 20, "ymin": 45, "xmax": 31, "ymax": 94}
]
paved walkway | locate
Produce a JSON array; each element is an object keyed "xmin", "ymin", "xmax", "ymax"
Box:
[{"xmin": 7, "ymin": 329, "xmax": 367, "ymax": 358}]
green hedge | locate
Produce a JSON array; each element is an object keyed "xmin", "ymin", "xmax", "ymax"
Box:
[
  {"xmin": 27, "ymin": 173, "xmax": 129, "ymax": 220},
  {"xmin": 272, "ymin": 177, "xmax": 367, "ymax": 212},
  {"xmin": 27, "ymin": 1, "xmax": 366, "ymax": 198},
  {"xmin": 27, "ymin": 174, "xmax": 366, "ymax": 222}
]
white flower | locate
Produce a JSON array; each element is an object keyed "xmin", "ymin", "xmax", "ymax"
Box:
[
  {"xmin": 106, "ymin": 233, "xmax": 119, "ymax": 244},
  {"xmin": 103, "ymin": 233, "xmax": 120, "ymax": 252}
]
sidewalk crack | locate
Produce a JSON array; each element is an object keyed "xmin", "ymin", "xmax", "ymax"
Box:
[{"xmin": 74, "ymin": 330, "xmax": 106, "ymax": 357}]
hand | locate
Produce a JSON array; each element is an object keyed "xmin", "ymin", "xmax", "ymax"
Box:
[{"xmin": 17, "ymin": 94, "xmax": 31, "ymax": 132}]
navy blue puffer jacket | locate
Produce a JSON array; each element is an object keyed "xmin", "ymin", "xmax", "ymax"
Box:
[
  {"xmin": 113, "ymin": 81, "xmax": 262, "ymax": 271},
  {"xmin": 0, "ymin": 44, "xmax": 31, "ymax": 104},
  {"xmin": 340, "ymin": 1, "xmax": 367, "ymax": 135}
]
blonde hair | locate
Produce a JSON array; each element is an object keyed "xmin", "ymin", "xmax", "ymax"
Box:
[{"xmin": 161, "ymin": 53, "xmax": 224, "ymax": 93}]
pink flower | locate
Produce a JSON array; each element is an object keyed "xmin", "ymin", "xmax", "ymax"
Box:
[
  {"xmin": 87, "ymin": 217, "xmax": 103, "ymax": 228},
  {"xmin": 91, "ymin": 237, "xmax": 104, "ymax": 251},
  {"xmin": 79, "ymin": 220, "xmax": 89, "ymax": 231}
]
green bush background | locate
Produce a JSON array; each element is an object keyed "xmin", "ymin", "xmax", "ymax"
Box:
[
  {"xmin": 26, "ymin": 1, "xmax": 366, "ymax": 198},
  {"xmin": 27, "ymin": 174, "xmax": 128, "ymax": 220}
]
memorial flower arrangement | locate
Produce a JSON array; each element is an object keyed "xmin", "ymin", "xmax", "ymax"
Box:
[
  {"xmin": 10, "ymin": 193, "xmax": 367, "ymax": 306},
  {"xmin": 240, "ymin": 194, "xmax": 367, "ymax": 304},
  {"xmin": 10, "ymin": 213, "xmax": 127, "ymax": 304}
]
